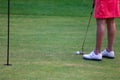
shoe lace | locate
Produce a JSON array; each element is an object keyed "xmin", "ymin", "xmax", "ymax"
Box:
[{"xmin": 90, "ymin": 52, "xmax": 95, "ymax": 57}]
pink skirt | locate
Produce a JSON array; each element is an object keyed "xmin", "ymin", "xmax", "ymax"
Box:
[{"xmin": 94, "ymin": 0, "xmax": 120, "ymax": 18}]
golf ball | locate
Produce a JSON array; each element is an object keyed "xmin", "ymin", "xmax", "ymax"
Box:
[{"xmin": 76, "ymin": 51, "xmax": 80, "ymax": 55}]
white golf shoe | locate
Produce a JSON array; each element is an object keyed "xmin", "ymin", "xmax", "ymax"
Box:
[
  {"xmin": 83, "ymin": 51, "xmax": 102, "ymax": 61},
  {"xmin": 102, "ymin": 49, "xmax": 115, "ymax": 59}
]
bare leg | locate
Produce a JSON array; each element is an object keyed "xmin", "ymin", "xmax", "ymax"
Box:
[
  {"xmin": 106, "ymin": 18, "xmax": 116, "ymax": 52},
  {"xmin": 95, "ymin": 19, "xmax": 106, "ymax": 54}
]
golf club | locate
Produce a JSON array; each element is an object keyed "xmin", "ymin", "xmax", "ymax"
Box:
[{"xmin": 76, "ymin": 4, "xmax": 94, "ymax": 55}]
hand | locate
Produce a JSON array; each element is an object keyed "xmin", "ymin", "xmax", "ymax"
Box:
[{"xmin": 92, "ymin": 0, "xmax": 95, "ymax": 8}]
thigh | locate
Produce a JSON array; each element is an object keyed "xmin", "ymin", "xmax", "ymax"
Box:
[{"xmin": 96, "ymin": 19, "xmax": 106, "ymax": 27}]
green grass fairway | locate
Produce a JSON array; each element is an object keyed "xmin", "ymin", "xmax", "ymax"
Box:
[{"xmin": 0, "ymin": 0, "xmax": 120, "ymax": 80}]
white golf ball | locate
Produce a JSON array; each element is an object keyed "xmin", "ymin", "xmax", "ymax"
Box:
[{"xmin": 76, "ymin": 51, "xmax": 80, "ymax": 55}]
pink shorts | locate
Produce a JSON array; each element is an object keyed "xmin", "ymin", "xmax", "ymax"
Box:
[{"xmin": 94, "ymin": 0, "xmax": 120, "ymax": 18}]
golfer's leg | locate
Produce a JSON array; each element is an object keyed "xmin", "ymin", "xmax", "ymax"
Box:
[
  {"xmin": 106, "ymin": 18, "xmax": 116, "ymax": 51},
  {"xmin": 95, "ymin": 19, "xmax": 106, "ymax": 54}
]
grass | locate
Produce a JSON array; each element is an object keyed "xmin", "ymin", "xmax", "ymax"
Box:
[
  {"xmin": 0, "ymin": 0, "xmax": 92, "ymax": 16},
  {"xmin": 0, "ymin": 0, "xmax": 120, "ymax": 80}
]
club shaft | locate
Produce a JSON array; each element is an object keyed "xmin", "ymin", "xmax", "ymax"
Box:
[{"xmin": 81, "ymin": 9, "xmax": 93, "ymax": 52}]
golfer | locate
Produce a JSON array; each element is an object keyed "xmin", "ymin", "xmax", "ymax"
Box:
[{"xmin": 83, "ymin": 0, "xmax": 120, "ymax": 61}]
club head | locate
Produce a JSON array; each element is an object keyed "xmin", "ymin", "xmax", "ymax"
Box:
[{"xmin": 80, "ymin": 52, "xmax": 85, "ymax": 55}]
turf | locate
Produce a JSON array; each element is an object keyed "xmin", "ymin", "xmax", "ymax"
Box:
[
  {"xmin": 0, "ymin": 0, "xmax": 120, "ymax": 80},
  {"xmin": 0, "ymin": 0, "xmax": 92, "ymax": 16}
]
